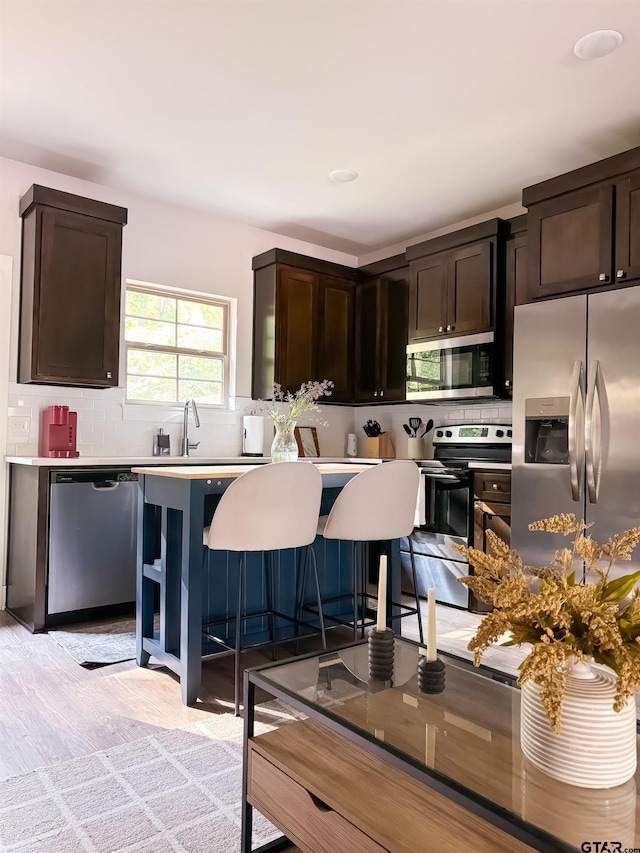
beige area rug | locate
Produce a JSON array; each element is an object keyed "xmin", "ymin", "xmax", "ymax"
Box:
[
  {"xmin": 0, "ymin": 701, "xmax": 300, "ymax": 853},
  {"xmin": 48, "ymin": 618, "xmax": 139, "ymax": 667}
]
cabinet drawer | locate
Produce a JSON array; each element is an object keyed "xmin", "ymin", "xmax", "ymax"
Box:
[
  {"xmin": 474, "ymin": 473, "xmax": 511, "ymax": 503},
  {"xmin": 248, "ymin": 749, "xmax": 385, "ymax": 853}
]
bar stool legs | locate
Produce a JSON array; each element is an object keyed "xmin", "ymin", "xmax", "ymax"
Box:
[
  {"xmin": 408, "ymin": 535, "xmax": 424, "ymax": 644},
  {"xmin": 235, "ymin": 552, "xmax": 246, "ymax": 716},
  {"xmin": 295, "ymin": 546, "xmax": 327, "ymax": 655}
]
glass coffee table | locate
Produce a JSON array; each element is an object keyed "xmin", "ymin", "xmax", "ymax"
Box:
[{"xmin": 241, "ymin": 637, "xmax": 639, "ymax": 853}]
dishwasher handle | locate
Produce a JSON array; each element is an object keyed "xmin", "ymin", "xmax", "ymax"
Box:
[{"xmin": 91, "ymin": 480, "xmax": 119, "ymax": 491}]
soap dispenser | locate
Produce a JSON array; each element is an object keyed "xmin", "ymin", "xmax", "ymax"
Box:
[{"xmin": 153, "ymin": 428, "xmax": 171, "ymax": 456}]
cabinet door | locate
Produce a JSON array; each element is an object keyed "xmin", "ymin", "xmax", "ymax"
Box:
[
  {"xmin": 409, "ymin": 253, "xmax": 448, "ymax": 340},
  {"xmin": 447, "ymin": 240, "xmax": 493, "ymax": 335},
  {"xmin": 527, "ymin": 184, "xmax": 614, "ymax": 298},
  {"xmin": 615, "ymin": 172, "xmax": 640, "ymax": 284},
  {"xmin": 275, "ymin": 267, "xmax": 318, "ymax": 393},
  {"xmin": 380, "ymin": 278, "xmax": 408, "ymax": 402},
  {"xmin": 503, "ymin": 231, "xmax": 528, "ymax": 394},
  {"xmin": 35, "ymin": 207, "xmax": 122, "ymax": 386},
  {"xmin": 354, "ymin": 278, "xmax": 380, "ymax": 402},
  {"xmin": 317, "ymin": 275, "xmax": 354, "ymax": 402}
]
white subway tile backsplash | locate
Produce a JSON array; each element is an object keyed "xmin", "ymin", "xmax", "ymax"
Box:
[
  {"xmin": 79, "ymin": 410, "xmax": 106, "ymax": 422},
  {"xmin": 5, "ymin": 380, "xmax": 513, "ymax": 462}
]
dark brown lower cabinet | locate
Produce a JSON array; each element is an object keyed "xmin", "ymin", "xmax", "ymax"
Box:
[{"xmin": 472, "ymin": 471, "xmax": 511, "ymax": 614}]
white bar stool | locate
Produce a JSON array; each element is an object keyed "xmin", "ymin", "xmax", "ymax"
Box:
[
  {"xmin": 203, "ymin": 461, "xmax": 324, "ymax": 715},
  {"xmin": 311, "ymin": 460, "xmax": 423, "ymax": 642}
]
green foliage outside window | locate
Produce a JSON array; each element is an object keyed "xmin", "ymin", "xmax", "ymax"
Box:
[{"xmin": 125, "ymin": 286, "xmax": 228, "ymax": 405}]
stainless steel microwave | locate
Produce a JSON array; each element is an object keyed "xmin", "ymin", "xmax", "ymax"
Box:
[{"xmin": 406, "ymin": 332, "xmax": 494, "ymax": 401}]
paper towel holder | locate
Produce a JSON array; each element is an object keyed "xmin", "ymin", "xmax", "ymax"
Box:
[{"xmin": 241, "ymin": 415, "xmax": 265, "ymax": 457}]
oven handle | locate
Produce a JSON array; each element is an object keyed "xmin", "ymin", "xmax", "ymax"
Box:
[{"xmin": 421, "ymin": 472, "xmax": 465, "ymax": 482}]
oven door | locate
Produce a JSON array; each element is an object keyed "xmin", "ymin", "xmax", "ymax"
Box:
[
  {"xmin": 416, "ymin": 469, "xmax": 470, "ymax": 557},
  {"xmin": 406, "ymin": 332, "xmax": 494, "ymax": 401},
  {"xmin": 401, "ymin": 468, "xmax": 471, "ymax": 608}
]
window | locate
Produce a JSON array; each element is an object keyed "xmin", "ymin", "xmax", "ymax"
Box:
[{"xmin": 124, "ymin": 283, "xmax": 230, "ymax": 406}]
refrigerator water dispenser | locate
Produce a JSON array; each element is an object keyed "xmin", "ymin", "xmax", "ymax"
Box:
[{"xmin": 524, "ymin": 397, "xmax": 570, "ymax": 464}]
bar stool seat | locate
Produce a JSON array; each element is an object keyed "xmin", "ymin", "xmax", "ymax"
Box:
[
  {"xmin": 310, "ymin": 460, "xmax": 423, "ymax": 642},
  {"xmin": 203, "ymin": 461, "xmax": 324, "ymax": 714}
]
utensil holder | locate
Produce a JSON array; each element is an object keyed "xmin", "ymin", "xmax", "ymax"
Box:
[
  {"xmin": 368, "ymin": 627, "xmax": 395, "ymax": 682},
  {"xmin": 406, "ymin": 437, "xmax": 427, "ymax": 459},
  {"xmin": 365, "ymin": 433, "xmax": 395, "ymax": 459}
]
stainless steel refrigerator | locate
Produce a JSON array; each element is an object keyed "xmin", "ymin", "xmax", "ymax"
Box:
[{"xmin": 511, "ymin": 286, "xmax": 640, "ymax": 580}]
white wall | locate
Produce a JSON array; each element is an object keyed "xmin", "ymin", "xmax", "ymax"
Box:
[
  {"xmin": 0, "ymin": 157, "xmax": 358, "ymax": 458},
  {"xmin": 357, "ymin": 200, "xmax": 526, "ymax": 266}
]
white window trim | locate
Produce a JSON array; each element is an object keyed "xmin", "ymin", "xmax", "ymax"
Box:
[{"xmin": 122, "ymin": 279, "xmax": 237, "ymax": 412}]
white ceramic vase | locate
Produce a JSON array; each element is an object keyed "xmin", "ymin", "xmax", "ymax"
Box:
[{"xmin": 520, "ymin": 658, "xmax": 637, "ymax": 789}]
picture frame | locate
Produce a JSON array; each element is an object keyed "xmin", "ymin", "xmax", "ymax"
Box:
[{"xmin": 295, "ymin": 426, "xmax": 320, "ymax": 458}]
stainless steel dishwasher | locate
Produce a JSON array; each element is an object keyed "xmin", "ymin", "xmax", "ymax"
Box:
[{"xmin": 48, "ymin": 470, "xmax": 138, "ymax": 615}]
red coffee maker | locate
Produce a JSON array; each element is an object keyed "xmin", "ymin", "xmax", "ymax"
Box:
[{"xmin": 39, "ymin": 405, "xmax": 79, "ymax": 458}]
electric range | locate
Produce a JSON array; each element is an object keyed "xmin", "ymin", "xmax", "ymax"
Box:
[{"xmin": 400, "ymin": 423, "xmax": 512, "ymax": 610}]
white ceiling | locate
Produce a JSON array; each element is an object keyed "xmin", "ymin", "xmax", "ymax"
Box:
[{"xmin": 1, "ymin": 0, "xmax": 640, "ymax": 256}]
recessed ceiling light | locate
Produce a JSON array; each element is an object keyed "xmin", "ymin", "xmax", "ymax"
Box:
[
  {"xmin": 329, "ymin": 169, "xmax": 358, "ymax": 183},
  {"xmin": 573, "ymin": 29, "xmax": 623, "ymax": 60}
]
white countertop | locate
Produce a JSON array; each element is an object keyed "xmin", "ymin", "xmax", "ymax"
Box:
[
  {"xmin": 132, "ymin": 462, "xmax": 373, "ymax": 480},
  {"xmin": 468, "ymin": 461, "xmax": 512, "ymax": 471},
  {"xmin": 4, "ymin": 455, "xmax": 379, "ymax": 467}
]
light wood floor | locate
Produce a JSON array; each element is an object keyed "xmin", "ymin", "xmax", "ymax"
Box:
[
  {"xmin": 0, "ymin": 600, "xmax": 528, "ymax": 781},
  {"xmin": 0, "ymin": 611, "xmax": 360, "ymax": 781}
]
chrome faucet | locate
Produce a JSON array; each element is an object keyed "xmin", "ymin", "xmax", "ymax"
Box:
[{"xmin": 181, "ymin": 399, "xmax": 201, "ymax": 456}]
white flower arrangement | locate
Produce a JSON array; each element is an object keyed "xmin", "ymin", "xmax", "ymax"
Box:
[{"xmin": 260, "ymin": 380, "xmax": 334, "ymax": 429}]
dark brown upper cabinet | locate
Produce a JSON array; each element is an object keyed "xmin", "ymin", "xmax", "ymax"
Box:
[
  {"xmin": 615, "ymin": 170, "xmax": 640, "ymax": 284},
  {"xmin": 251, "ymin": 249, "xmax": 356, "ymax": 403},
  {"xmin": 502, "ymin": 214, "xmax": 528, "ymax": 396},
  {"xmin": 353, "ymin": 258, "xmax": 408, "ymax": 403},
  {"xmin": 406, "ymin": 219, "xmax": 505, "ymax": 342},
  {"xmin": 19, "ymin": 185, "xmax": 127, "ymax": 387},
  {"xmin": 317, "ymin": 274, "xmax": 355, "ymax": 403},
  {"xmin": 522, "ymin": 146, "xmax": 640, "ymax": 301}
]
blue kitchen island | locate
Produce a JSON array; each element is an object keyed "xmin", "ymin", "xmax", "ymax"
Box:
[{"xmin": 132, "ymin": 462, "xmax": 403, "ymax": 705}]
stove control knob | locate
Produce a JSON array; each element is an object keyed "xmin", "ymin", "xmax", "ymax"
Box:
[
  {"xmin": 436, "ymin": 430, "xmax": 443, "ymax": 437},
  {"xmin": 507, "ymin": 429, "xmax": 512, "ymax": 438},
  {"xmin": 496, "ymin": 429, "xmax": 504, "ymax": 438},
  {"xmin": 445, "ymin": 430, "xmax": 452, "ymax": 437}
]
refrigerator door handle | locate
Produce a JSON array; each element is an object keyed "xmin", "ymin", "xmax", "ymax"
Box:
[
  {"xmin": 585, "ymin": 359, "xmax": 604, "ymax": 504},
  {"xmin": 568, "ymin": 360, "xmax": 585, "ymax": 502}
]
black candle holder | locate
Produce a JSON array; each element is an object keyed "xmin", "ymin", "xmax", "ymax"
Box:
[
  {"xmin": 417, "ymin": 655, "xmax": 446, "ymax": 694},
  {"xmin": 367, "ymin": 627, "xmax": 394, "ymax": 682}
]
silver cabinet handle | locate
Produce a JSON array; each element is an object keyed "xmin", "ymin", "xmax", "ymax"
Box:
[
  {"xmin": 568, "ymin": 360, "xmax": 585, "ymax": 502},
  {"xmin": 616, "ymin": 269, "xmax": 626, "ymax": 279},
  {"xmin": 373, "ymin": 391, "xmax": 378, "ymax": 397},
  {"xmin": 504, "ymin": 380, "xmax": 511, "ymax": 388},
  {"xmin": 598, "ymin": 273, "xmax": 607, "ymax": 281},
  {"xmin": 438, "ymin": 326, "xmax": 444, "ymax": 333},
  {"xmin": 106, "ymin": 371, "xmax": 112, "ymax": 379},
  {"xmin": 380, "ymin": 390, "xmax": 384, "ymax": 397},
  {"xmin": 585, "ymin": 359, "xmax": 604, "ymax": 504},
  {"xmin": 446, "ymin": 324, "xmax": 453, "ymax": 332}
]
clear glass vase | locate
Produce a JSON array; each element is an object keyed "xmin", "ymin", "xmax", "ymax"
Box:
[{"xmin": 271, "ymin": 421, "xmax": 298, "ymax": 463}]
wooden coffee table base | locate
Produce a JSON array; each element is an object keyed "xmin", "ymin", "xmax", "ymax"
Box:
[{"xmin": 247, "ymin": 720, "xmax": 534, "ymax": 853}]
